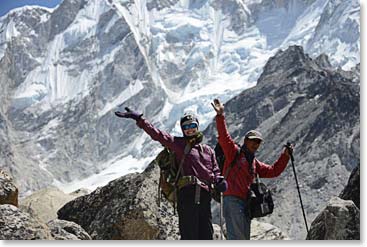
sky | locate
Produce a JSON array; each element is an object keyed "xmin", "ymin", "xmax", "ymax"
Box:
[{"xmin": 0, "ymin": 0, "xmax": 61, "ymax": 17}]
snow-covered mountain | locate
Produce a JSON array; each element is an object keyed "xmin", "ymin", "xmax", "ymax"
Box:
[{"xmin": 0, "ymin": 0, "xmax": 359, "ymax": 201}]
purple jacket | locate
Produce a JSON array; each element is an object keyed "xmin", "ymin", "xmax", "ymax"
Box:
[{"xmin": 137, "ymin": 118, "xmax": 221, "ymax": 191}]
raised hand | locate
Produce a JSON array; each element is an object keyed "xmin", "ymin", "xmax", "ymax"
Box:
[
  {"xmin": 211, "ymin": 98, "xmax": 224, "ymax": 115},
  {"xmin": 115, "ymin": 107, "xmax": 143, "ymax": 121}
]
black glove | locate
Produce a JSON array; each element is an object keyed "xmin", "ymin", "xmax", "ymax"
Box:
[
  {"xmin": 115, "ymin": 107, "xmax": 143, "ymax": 121},
  {"xmin": 214, "ymin": 176, "xmax": 228, "ymax": 193}
]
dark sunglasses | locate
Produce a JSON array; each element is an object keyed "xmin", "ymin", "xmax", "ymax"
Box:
[{"xmin": 182, "ymin": 123, "xmax": 198, "ymax": 130}]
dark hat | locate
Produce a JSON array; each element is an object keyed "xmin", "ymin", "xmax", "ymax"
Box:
[
  {"xmin": 180, "ymin": 113, "xmax": 199, "ymax": 127},
  {"xmin": 244, "ymin": 130, "xmax": 263, "ymax": 141}
]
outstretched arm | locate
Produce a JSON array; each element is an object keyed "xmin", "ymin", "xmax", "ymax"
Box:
[
  {"xmin": 257, "ymin": 145, "xmax": 293, "ymax": 178},
  {"xmin": 115, "ymin": 107, "xmax": 178, "ymax": 152}
]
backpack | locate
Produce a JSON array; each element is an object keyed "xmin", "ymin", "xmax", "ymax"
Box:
[
  {"xmin": 213, "ymin": 142, "xmax": 274, "ymax": 219},
  {"xmin": 211, "ymin": 143, "xmax": 240, "ymax": 203},
  {"xmin": 155, "ymin": 147, "xmax": 178, "ymax": 204},
  {"xmin": 214, "ymin": 142, "xmax": 226, "ymax": 174},
  {"xmin": 155, "ymin": 142, "xmax": 192, "ymax": 207}
]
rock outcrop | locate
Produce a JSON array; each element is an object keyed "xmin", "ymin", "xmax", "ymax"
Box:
[
  {"xmin": 0, "ymin": 169, "xmax": 18, "ymax": 206},
  {"xmin": 307, "ymin": 164, "xmax": 360, "ymax": 240},
  {"xmin": 0, "ymin": 204, "xmax": 92, "ymax": 240},
  {"xmin": 58, "ymin": 161, "xmax": 180, "ymax": 240},
  {"xmin": 306, "ymin": 197, "xmax": 359, "ymax": 240},
  {"xmin": 0, "ymin": 204, "xmax": 53, "ymax": 240},
  {"xmin": 0, "ymin": 171, "xmax": 90, "ymax": 240}
]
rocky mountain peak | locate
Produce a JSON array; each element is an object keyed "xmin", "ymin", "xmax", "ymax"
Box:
[
  {"xmin": 258, "ymin": 45, "xmax": 317, "ymax": 84},
  {"xmin": 47, "ymin": 0, "xmax": 88, "ymax": 40}
]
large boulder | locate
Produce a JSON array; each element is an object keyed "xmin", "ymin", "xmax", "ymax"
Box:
[
  {"xmin": 0, "ymin": 169, "xmax": 18, "ymax": 206},
  {"xmin": 339, "ymin": 164, "xmax": 360, "ymax": 208},
  {"xmin": 19, "ymin": 186, "xmax": 90, "ymax": 223},
  {"xmin": 58, "ymin": 161, "xmax": 180, "ymax": 240},
  {"xmin": 0, "ymin": 204, "xmax": 53, "ymax": 240},
  {"xmin": 47, "ymin": 219, "xmax": 92, "ymax": 240},
  {"xmin": 306, "ymin": 197, "xmax": 359, "ymax": 240}
]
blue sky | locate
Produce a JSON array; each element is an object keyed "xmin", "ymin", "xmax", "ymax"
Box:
[{"xmin": 0, "ymin": 0, "xmax": 61, "ymax": 17}]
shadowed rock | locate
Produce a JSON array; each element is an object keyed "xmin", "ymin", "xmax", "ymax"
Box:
[
  {"xmin": 0, "ymin": 169, "xmax": 18, "ymax": 207},
  {"xmin": 339, "ymin": 164, "xmax": 359, "ymax": 208}
]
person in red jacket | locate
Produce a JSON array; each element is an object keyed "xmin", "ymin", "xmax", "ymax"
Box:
[{"xmin": 211, "ymin": 99, "xmax": 293, "ymax": 240}]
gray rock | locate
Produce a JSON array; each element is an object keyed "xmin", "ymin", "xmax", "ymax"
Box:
[
  {"xmin": 47, "ymin": 219, "xmax": 91, "ymax": 240},
  {"xmin": 58, "ymin": 161, "xmax": 180, "ymax": 240},
  {"xmin": 19, "ymin": 186, "xmax": 89, "ymax": 223},
  {"xmin": 0, "ymin": 169, "xmax": 18, "ymax": 206},
  {"xmin": 306, "ymin": 197, "xmax": 359, "ymax": 240},
  {"xmin": 0, "ymin": 204, "xmax": 53, "ymax": 240}
]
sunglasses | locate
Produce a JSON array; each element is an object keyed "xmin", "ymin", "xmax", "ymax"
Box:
[{"xmin": 182, "ymin": 123, "xmax": 198, "ymax": 130}]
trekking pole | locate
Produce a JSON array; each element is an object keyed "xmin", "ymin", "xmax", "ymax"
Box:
[
  {"xmin": 285, "ymin": 142, "xmax": 309, "ymax": 235},
  {"xmin": 220, "ymin": 192, "xmax": 224, "ymax": 240}
]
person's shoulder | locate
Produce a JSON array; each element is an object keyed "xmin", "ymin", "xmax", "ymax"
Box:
[{"xmin": 200, "ymin": 143, "xmax": 216, "ymax": 153}]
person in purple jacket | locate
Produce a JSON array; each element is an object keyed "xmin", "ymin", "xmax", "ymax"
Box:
[{"xmin": 115, "ymin": 107, "xmax": 227, "ymax": 240}]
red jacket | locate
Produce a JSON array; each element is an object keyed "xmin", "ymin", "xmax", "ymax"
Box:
[{"xmin": 216, "ymin": 115, "xmax": 289, "ymax": 200}]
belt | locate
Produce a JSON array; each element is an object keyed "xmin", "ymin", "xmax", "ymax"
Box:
[{"xmin": 177, "ymin": 176, "xmax": 209, "ymax": 204}]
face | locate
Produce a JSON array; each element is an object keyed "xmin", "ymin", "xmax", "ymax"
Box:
[
  {"xmin": 182, "ymin": 122, "xmax": 198, "ymax": 136},
  {"xmin": 244, "ymin": 138, "xmax": 262, "ymax": 154}
]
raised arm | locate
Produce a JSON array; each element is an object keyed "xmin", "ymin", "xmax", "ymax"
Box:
[{"xmin": 211, "ymin": 99, "xmax": 238, "ymax": 161}]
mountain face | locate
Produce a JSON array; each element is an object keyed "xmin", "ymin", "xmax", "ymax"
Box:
[
  {"xmin": 0, "ymin": 0, "xmax": 359, "ymax": 211},
  {"xmin": 204, "ymin": 45, "xmax": 359, "ymax": 239},
  {"xmin": 0, "ymin": 0, "xmax": 167, "ymax": 194}
]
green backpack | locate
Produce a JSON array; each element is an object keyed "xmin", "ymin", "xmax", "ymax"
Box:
[{"xmin": 155, "ymin": 147, "xmax": 178, "ymax": 204}]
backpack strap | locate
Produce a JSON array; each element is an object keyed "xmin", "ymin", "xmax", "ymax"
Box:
[
  {"xmin": 223, "ymin": 148, "xmax": 241, "ymax": 179},
  {"xmin": 172, "ymin": 142, "xmax": 192, "ymax": 213},
  {"xmin": 174, "ymin": 143, "xmax": 192, "ymax": 184}
]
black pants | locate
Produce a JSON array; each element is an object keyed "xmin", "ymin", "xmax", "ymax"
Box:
[{"xmin": 177, "ymin": 185, "xmax": 213, "ymax": 240}]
